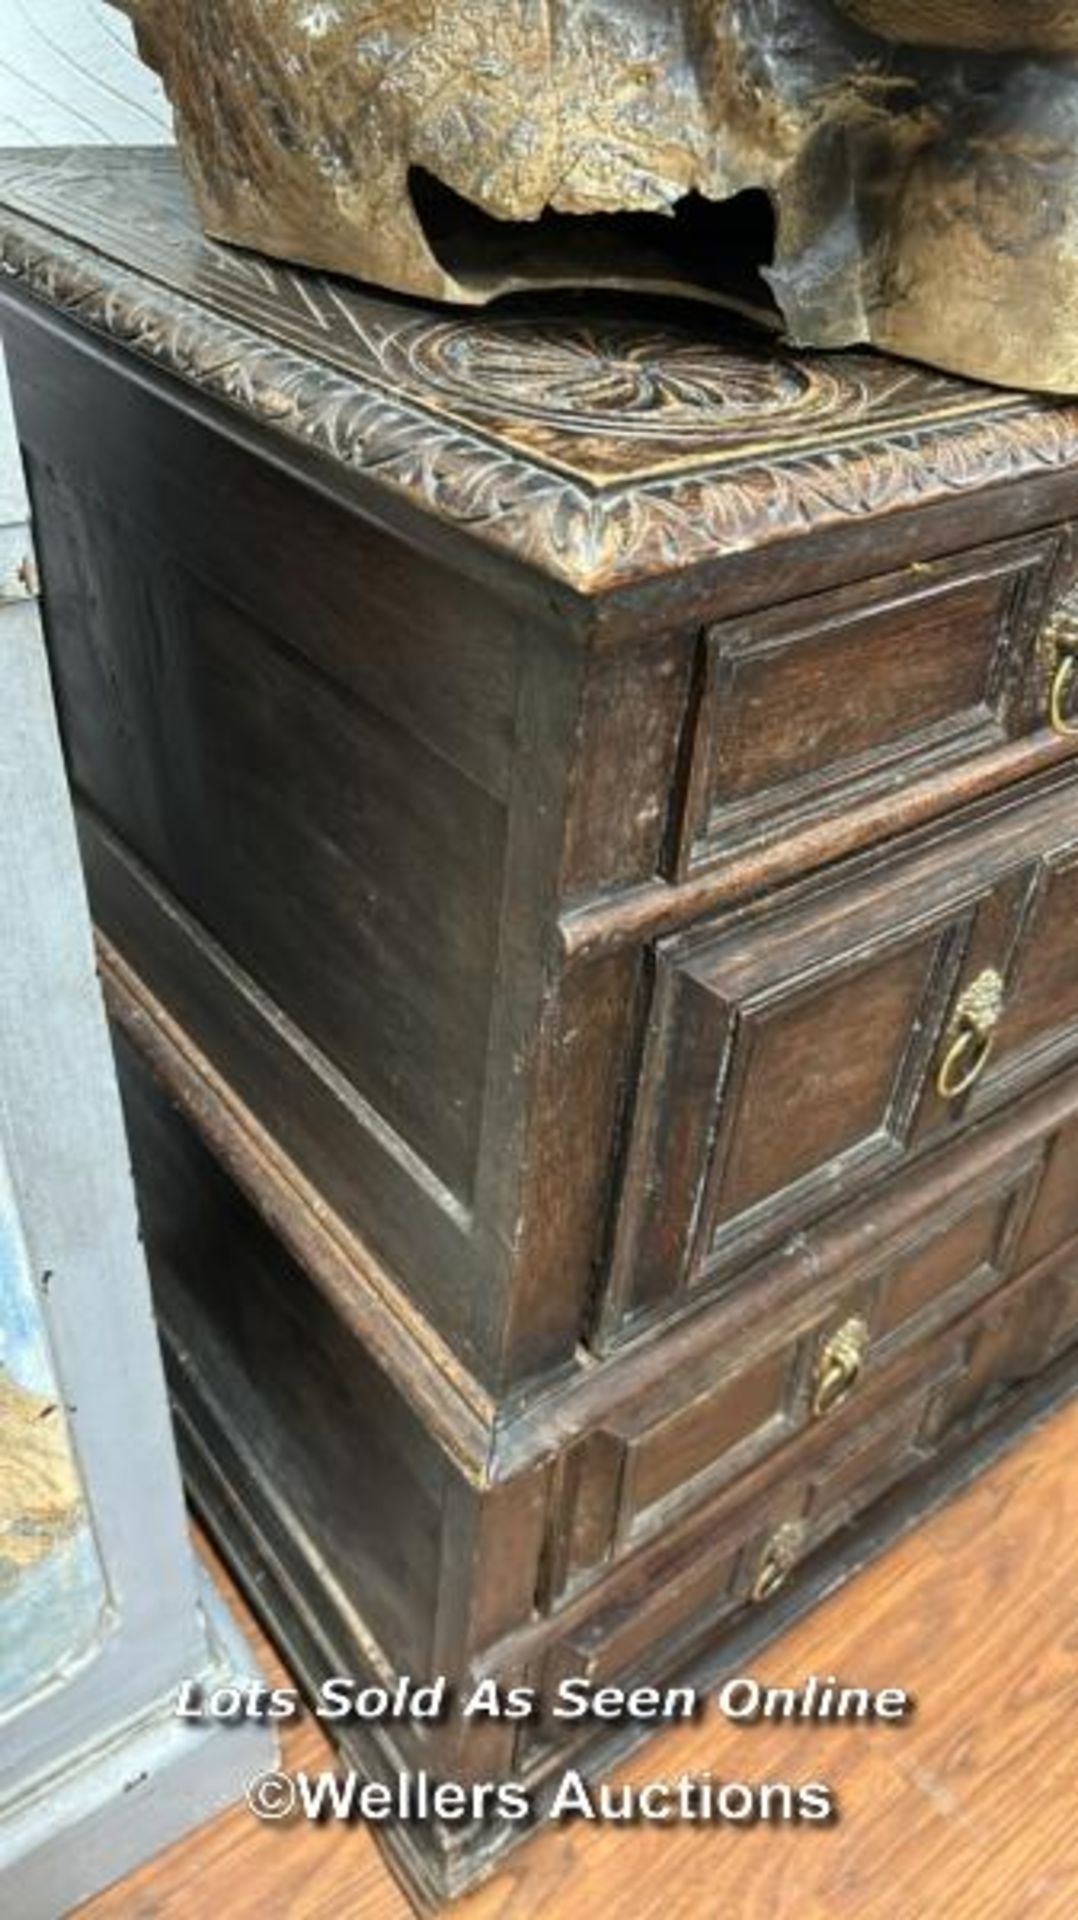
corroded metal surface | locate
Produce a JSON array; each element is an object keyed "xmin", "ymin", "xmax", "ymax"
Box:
[
  {"xmin": 7, "ymin": 149, "xmax": 1078, "ymax": 599},
  {"xmin": 110, "ymin": 3, "xmax": 1078, "ymax": 392}
]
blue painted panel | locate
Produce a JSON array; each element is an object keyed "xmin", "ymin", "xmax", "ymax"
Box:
[{"xmin": 0, "ymin": 1173, "xmax": 108, "ymax": 1713}]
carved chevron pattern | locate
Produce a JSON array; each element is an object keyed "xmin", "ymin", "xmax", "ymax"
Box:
[{"xmin": 3, "ymin": 152, "xmax": 1078, "ymax": 595}]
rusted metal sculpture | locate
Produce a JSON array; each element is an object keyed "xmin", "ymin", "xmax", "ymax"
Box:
[{"xmin": 111, "ymin": 1, "xmax": 1078, "ymax": 393}]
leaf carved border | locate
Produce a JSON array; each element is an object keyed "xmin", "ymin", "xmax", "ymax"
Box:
[{"xmin": 4, "ymin": 209, "xmax": 1078, "ymax": 598}]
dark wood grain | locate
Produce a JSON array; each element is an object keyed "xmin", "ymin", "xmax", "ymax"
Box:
[
  {"xmin": 5, "ymin": 146, "xmax": 1078, "ymax": 1906},
  {"xmin": 34, "ymin": 457, "xmax": 506, "ymax": 1205},
  {"xmin": 603, "ymin": 776, "xmax": 1078, "ymax": 1341},
  {"xmin": 106, "ymin": 1001, "xmax": 1078, "ymax": 1898},
  {"xmin": 6, "ymin": 150, "xmax": 1078, "ymax": 607}
]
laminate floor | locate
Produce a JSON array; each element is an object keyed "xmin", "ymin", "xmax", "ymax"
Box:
[{"xmin": 80, "ymin": 1396, "xmax": 1078, "ymax": 1920}]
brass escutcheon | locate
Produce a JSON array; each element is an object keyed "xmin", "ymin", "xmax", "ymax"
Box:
[
  {"xmin": 812, "ymin": 1316, "xmax": 870, "ymax": 1419},
  {"xmin": 1042, "ymin": 605, "xmax": 1078, "ymax": 740},
  {"xmin": 936, "ymin": 967, "xmax": 1005, "ymax": 1103},
  {"xmin": 751, "ymin": 1521, "xmax": 806, "ymax": 1605},
  {"xmin": 1051, "ymin": 651, "xmax": 1078, "ymax": 739}
]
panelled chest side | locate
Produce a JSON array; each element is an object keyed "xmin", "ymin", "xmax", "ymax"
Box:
[{"xmin": 3, "ymin": 149, "xmax": 1078, "ymax": 1902}]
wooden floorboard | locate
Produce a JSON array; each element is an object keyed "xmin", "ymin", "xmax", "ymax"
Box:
[{"xmin": 80, "ymin": 1397, "xmax": 1078, "ymax": 1919}]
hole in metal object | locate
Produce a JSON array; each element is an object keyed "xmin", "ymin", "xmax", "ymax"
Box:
[{"xmin": 408, "ymin": 168, "xmax": 780, "ymax": 324}]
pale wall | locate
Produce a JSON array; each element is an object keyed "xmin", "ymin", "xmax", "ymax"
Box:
[{"xmin": 0, "ymin": 1, "xmax": 171, "ymax": 527}]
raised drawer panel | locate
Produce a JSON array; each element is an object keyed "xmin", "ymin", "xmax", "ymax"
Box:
[
  {"xmin": 1047, "ymin": 1253, "xmax": 1078, "ymax": 1359},
  {"xmin": 521, "ymin": 1357, "xmax": 955, "ymax": 1771},
  {"xmin": 873, "ymin": 1197, "xmax": 1006, "ymax": 1337},
  {"xmin": 629, "ymin": 1343, "xmax": 790, "ymax": 1514},
  {"xmin": 926, "ymin": 1248, "xmax": 1078, "ymax": 1443},
  {"xmin": 994, "ymin": 847, "xmax": 1078, "ymax": 1068},
  {"xmin": 522, "ymin": 1240, "xmax": 1078, "ymax": 1777},
  {"xmin": 1018, "ymin": 1113, "xmax": 1078, "ymax": 1269},
  {"xmin": 806, "ymin": 1389, "xmax": 932, "ymax": 1518},
  {"xmin": 555, "ymin": 1132, "xmax": 1045, "ymax": 1598},
  {"xmin": 700, "ymin": 930, "xmax": 939, "ymax": 1230},
  {"xmin": 907, "ymin": 840, "xmax": 1078, "ymax": 1133},
  {"xmin": 602, "ymin": 778, "xmax": 1078, "ymax": 1342},
  {"xmin": 677, "ymin": 531, "xmax": 1070, "ymax": 877}
]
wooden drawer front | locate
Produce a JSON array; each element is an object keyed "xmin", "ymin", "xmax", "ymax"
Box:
[
  {"xmin": 521, "ymin": 1360, "xmax": 953, "ymax": 1769},
  {"xmin": 603, "ymin": 779, "xmax": 1078, "ymax": 1341},
  {"xmin": 980, "ymin": 848, "xmax": 1078, "ymax": 1089},
  {"xmin": 520, "ymin": 1241, "xmax": 1078, "ymax": 1774},
  {"xmin": 555, "ymin": 1143, "xmax": 1041, "ymax": 1599},
  {"xmin": 1017, "ymin": 1112, "xmax": 1078, "ymax": 1270},
  {"xmin": 927, "ymin": 1242, "xmax": 1078, "ymax": 1442},
  {"xmin": 1046, "ymin": 1250, "xmax": 1078, "ymax": 1361},
  {"xmin": 677, "ymin": 532, "xmax": 1069, "ymax": 877}
]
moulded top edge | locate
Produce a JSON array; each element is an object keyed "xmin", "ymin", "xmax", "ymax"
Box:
[{"xmin": 1, "ymin": 149, "xmax": 1077, "ymax": 601}]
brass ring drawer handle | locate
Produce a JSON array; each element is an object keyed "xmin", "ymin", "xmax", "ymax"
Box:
[
  {"xmin": 1042, "ymin": 604, "xmax": 1078, "ymax": 739},
  {"xmin": 936, "ymin": 968, "xmax": 1005, "ymax": 1103},
  {"xmin": 812, "ymin": 1317, "xmax": 870, "ymax": 1419},
  {"xmin": 751, "ymin": 1521, "xmax": 806, "ymax": 1605},
  {"xmin": 1050, "ymin": 649, "xmax": 1078, "ymax": 739}
]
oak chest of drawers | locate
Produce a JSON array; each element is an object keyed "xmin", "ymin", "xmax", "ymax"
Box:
[{"xmin": 3, "ymin": 150, "xmax": 1078, "ymax": 1903}]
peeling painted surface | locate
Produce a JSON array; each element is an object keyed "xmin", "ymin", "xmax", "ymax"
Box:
[{"xmin": 0, "ymin": 1152, "xmax": 107, "ymax": 1714}]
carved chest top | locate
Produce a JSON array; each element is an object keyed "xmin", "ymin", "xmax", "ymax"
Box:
[{"xmin": 3, "ymin": 149, "xmax": 1078, "ymax": 603}]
